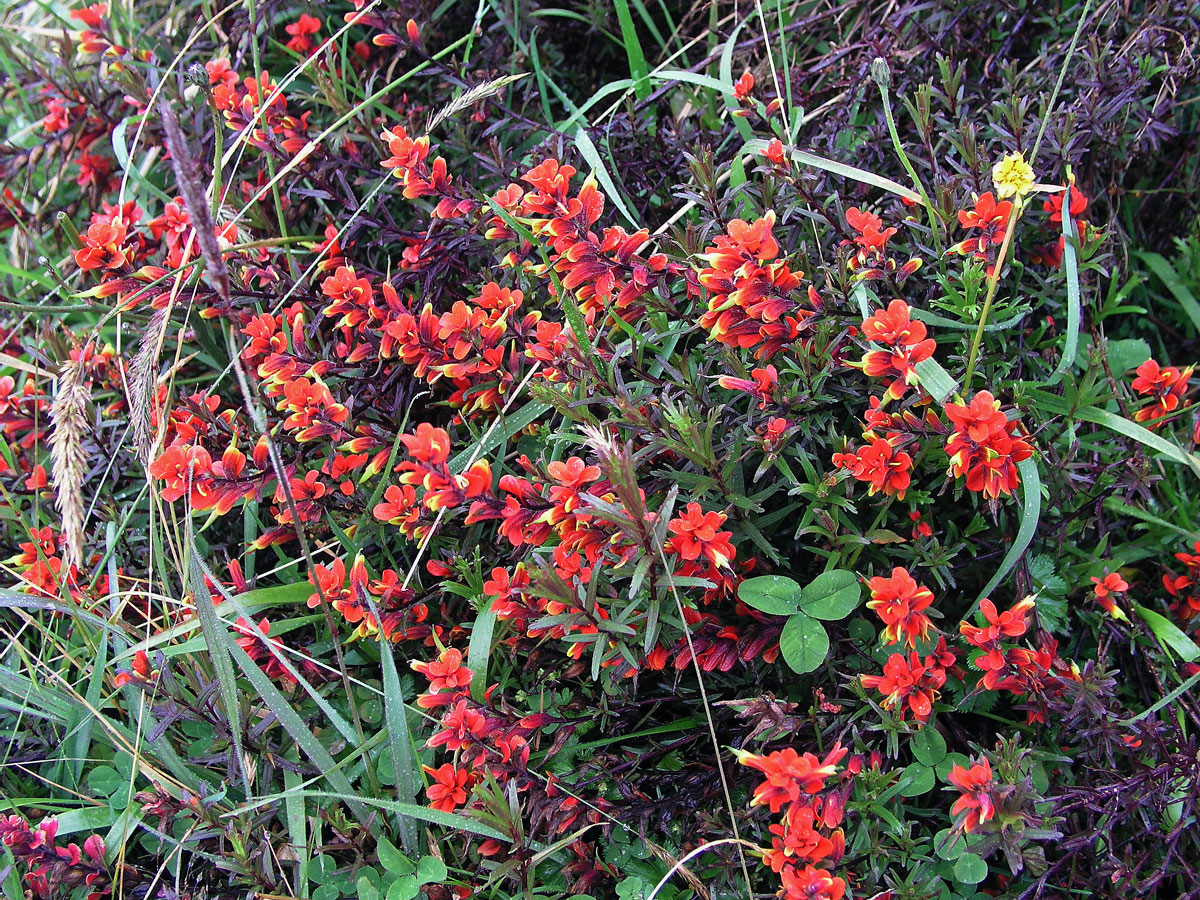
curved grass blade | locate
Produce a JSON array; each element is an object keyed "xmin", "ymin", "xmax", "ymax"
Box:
[
  {"xmin": 1046, "ymin": 196, "xmax": 1081, "ymax": 385},
  {"xmin": 974, "ymin": 456, "xmax": 1041, "ymax": 606}
]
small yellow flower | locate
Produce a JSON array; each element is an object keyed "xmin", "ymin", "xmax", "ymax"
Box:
[{"xmin": 992, "ymin": 152, "xmax": 1035, "ymax": 199}]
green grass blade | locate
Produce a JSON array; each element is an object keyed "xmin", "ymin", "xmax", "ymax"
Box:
[
  {"xmin": 1137, "ymin": 250, "xmax": 1200, "ymax": 337},
  {"xmin": 743, "ymin": 139, "xmax": 922, "ymax": 203},
  {"xmin": 613, "ymin": 0, "xmax": 650, "ymax": 99},
  {"xmin": 974, "ymin": 456, "xmax": 1041, "ymax": 605},
  {"xmin": 1046, "ymin": 197, "xmax": 1082, "ymax": 385}
]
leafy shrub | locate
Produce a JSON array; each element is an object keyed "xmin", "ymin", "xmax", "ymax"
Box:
[{"xmin": 1, "ymin": 1, "xmax": 1199, "ymax": 899}]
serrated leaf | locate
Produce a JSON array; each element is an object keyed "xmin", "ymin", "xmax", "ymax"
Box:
[
  {"xmin": 800, "ymin": 570, "xmax": 861, "ymax": 620},
  {"xmin": 738, "ymin": 575, "xmax": 803, "ymax": 615},
  {"xmin": 779, "ymin": 613, "xmax": 829, "ymax": 674}
]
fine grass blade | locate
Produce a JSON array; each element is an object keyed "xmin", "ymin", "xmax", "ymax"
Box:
[
  {"xmin": 974, "ymin": 456, "xmax": 1042, "ymax": 605},
  {"xmin": 1137, "ymin": 250, "xmax": 1200, "ymax": 337},
  {"xmin": 1046, "ymin": 197, "xmax": 1082, "ymax": 385}
]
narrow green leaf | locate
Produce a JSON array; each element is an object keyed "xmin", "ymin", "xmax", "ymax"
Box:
[
  {"xmin": 1133, "ymin": 604, "xmax": 1200, "ymax": 662},
  {"xmin": 1046, "ymin": 199, "xmax": 1081, "ymax": 385},
  {"xmin": 467, "ymin": 598, "xmax": 498, "ymax": 703},
  {"xmin": 447, "ymin": 399, "xmax": 551, "ymax": 474},
  {"xmin": 975, "ymin": 456, "xmax": 1041, "ymax": 604},
  {"xmin": 912, "ymin": 357, "xmax": 959, "ymax": 404},
  {"xmin": 612, "ymin": 0, "xmax": 649, "ymax": 99},
  {"xmin": 743, "ymin": 139, "xmax": 922, "ymax": 203},
  {"xmin": 187, "ymin": 547, "xmax": 252, "ymax": 797},
  {"xmin": 1138, "ymin": 250, "xmax": 1200, "ymax": 337}
]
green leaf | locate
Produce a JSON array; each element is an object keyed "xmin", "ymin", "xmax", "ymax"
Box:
[
  {"xmin": 975, "ymin": 456, "xmax": 1041, "ymax": 603},
  {"xmin": 898, "ymin": 761, "xmax": 936, "ymax": 797},
  {"xmin": 954, "ymin": 852, "xmax": 988, "ymax": 885},
  {"xmin": 387, "ymin": 876, "xmax": 419, "ymax": 900},
  {"xmin": 912, "ymin": 357, "xmax": 959, "ymax": 404},
  {"xmin": 743, "ymin": 139, "xmax": 922, "ymax": 203},
  {"xmin": 468, "ymin": 598, "xmax": 498, "ymax": 703},
  {"xmin": 1138, "ymin": 250, "xmax": 1200, "ymax": 337},
  {"xmin": 1045, "ymin": 204, "xmax": 1082, "ymax": 385},
  {"xmin": 376, "ymin": 836, "xmax": 414, "ymax": 876},
  {"xmin": 738, "ymin": 575, "xmax": 803, "ymax": 615},
  {"xmin": 1133, "ymin": 604, "xmax": 1200, "ymax": 661},
  {"xmin": 416, "ymin": 856, "xmax": 448, "ymax": 885},
  {"xmin": 612, "ymin": 0, "xmax": 649, "ymax": 99},
  {"xmin": 800, "ymin": 570, "xmax": 861, "ymax": 620},
  {"xmin": 1105, "ymin": 338, "xmax": 1152, "ymax": 376},
  {"xmin": 779, "ymin": 613, "xmax": 829, "ymax": 674},
  {"xmin": 934, "ymin": 827, "xmax": 965, "ymax": 860},
  {"xmin": 911, "ymin": 726, "xmax": 947, "ymax": 766}
]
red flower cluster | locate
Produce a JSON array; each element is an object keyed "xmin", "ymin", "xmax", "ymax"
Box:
[
  {"xmin": 947, "ymin": 757, "xmax": 997, "ymax": 833},
  {"xmin": 1164, "ymin": 541, "xmax": 1200, "ymax": 626},
  {"xmin": 0, "ymin": 815, "xmax": 108, "ymax": 900},
  {"xmin": 1131, "ymin": 358, "xmax": 1193, "ymax": 428},
  {"xmin": 866, "ymin": 567, "xmax": 936, "ymax": 647},
  {"xmin": 697, "ymin": 212, "xmax": 820, "ymax": 357},
  {"xmin": 960, "ymin": 597, "xmax": 1077, "ymax": 722},
  {"xmin": 944, "ymin": 391, "xmax": 1033, "ymax": 499},
  {"xmin": 735, "ymin": 744, "xmax": 850, "ymax": 900},
  {"xmin": 853, "ymin": 300, "xmax": 936, "ymax": 401},
  {"xmin": 486, "ymin": 158, "xmax": 675, "ymax": 321},
  {"xmin": 861, "ymin": 638, "xmax": 956, "ymax": 724},
  {"xmin": 948, "ymin": 191, "xmax": 1013, "ymax": 272},
  {"xmin": 842, "ymin": 207, "xmax": 921, "ymax": 283}
]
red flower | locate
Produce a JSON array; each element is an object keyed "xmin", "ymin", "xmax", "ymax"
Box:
[
  {"xmin": 733, "ymin": 71, "xmax": 755, "ymax": 99},
  {"xmin": 833, "ymin": 437, "xmax": 913, "ymax": 499},
  {"xmin": 74, "ymin": 219, "xmax": 128, "ymax": 271},
  {"xmin": 944, "ymin": 391, "xmax": 1033, "ymax": 499},
  {"xmin": 737, "ymin": 744, "xmax": 848, "ymax": 813},
  {"xmin": 855, "ymin": 300, "xmax": 936, "ymax": 400},
  {"xmin": 1131, "ymin": 358, "xmax": 1192, "ymax": 428},
  {"xmin": 778, "ymin": 865, "xmax": 846, "ymax": 900},
  {"xmin": 717, "ymin": 365, "xmax": 778, "ymax": 409},
  {"xmin": 961, "ymin": 596, "xmax": 1035, "ymax": 649},
  {"xmin": 948, "ymin": 192, "xmax": 1013, "ymax": 270},
  {"xmin": 948, "ymin": 757, "xmax": 996, "ymax": 832},
  {"xmin": 861, "ymin": 639, "xmax": 954, "ymax": 724},
  {"xmin": 1090, "ymin": 571, "xmax": 1129, "ymax": 621},
  {"xmin": 665, "ymin": 502, "xmax": 736, "ymax": 568},
  {"xmin": 148, "ymin": 444, "xmax": 212, "ymax": 502},
  {"xmin": 424, "ymin": 763, "xmax": 474, "ymax": 812},
  {"xmin": 412, "ymin": 647, "xmax": 474, "ymax": 693},
  {"xmin": 285, "ymin": 13, "xmax": 322, "ymax": 54},
  {"xmin": 866, "ymin": 567, "xmax": 935, "ymax": 647}
]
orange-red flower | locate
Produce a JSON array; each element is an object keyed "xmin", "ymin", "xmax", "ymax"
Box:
[
  {"xmin": 1131, "ymin": 358, "xmax": 1193, "ymax": 428},
  {"xmin": 944, "ymin": 391, "xmax": 1033, "ymax": 499},
  {"xmin": 854, "ymin": 300, "xmax": 936, "ymax": 400},
  {"xmin": 1090, "ymin": 572, "xmax": 1129, "ymax": 621},
  {"xmin": 778, "ymin": 865, "xmax": 846, "ymax": 900},
  {"xmin": 833, "ymin": 438, "xmax": 913, "ymax": 499},
  {"xmin": 284, "ymin": 13, "xmax": 322, "ymax": 54},
  {"xmin": 866, "ymin": 567, "xmax": 935, "ymax": 647},
  {"xmin": 861, "ymin": 638, "xmax": 955, "ymax": 724},
  {"xmin": 736, "ymin": 744, "xmax": 847, "ymax": 813},
  {"xmin": 948, "ymin": 191, "xmax": 1013, "ymax": 270},
  {"xmin": 424, "ymin": 763, "xmax": 475, "ymax": 812},
  {"xmin": 665, "ymin": 503, "xmax": 736, "ymax": 568},
  {"xmin": 947, "ymin": 757, "xmax": 996, "ymax": 832}
]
